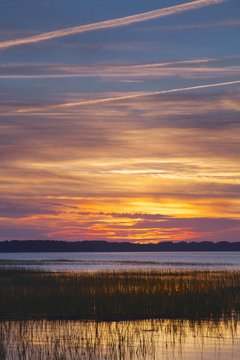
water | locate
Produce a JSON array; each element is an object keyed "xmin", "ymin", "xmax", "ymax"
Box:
[
  {"xmin": 0, "ymin": 318, "xmax": 239, "ymax": 360},
  {"xmin": 0, "ymin": 251, "xmax": 239, "ymax": 271}
]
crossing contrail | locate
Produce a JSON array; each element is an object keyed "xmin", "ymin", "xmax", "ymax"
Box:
[
  {"xmin": 0, "ymin": 0, "xmax": 226, "ymax": 50},
  {"xmin": 17, "ymin": 80, "xmax": 240, "ymax": 113}
]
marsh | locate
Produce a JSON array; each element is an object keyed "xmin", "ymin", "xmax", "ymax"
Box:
[{"xmin": 1, "ymin": 265, "xmax": 240, "ymax": 359}]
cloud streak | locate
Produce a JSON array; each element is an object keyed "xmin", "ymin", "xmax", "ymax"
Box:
[
  {"xmin": 17, "ymin": 80, "xmax": 240, "ymax": 112},
  {"xmin": 0, "ymin": 0, "xmax": 226, "ymax": 50},
  {"xmin": 0, "ymin": 57, "xmax": 217, "ymax": 74},
  {"xmin": 3, "ymin": 55, "xmax": 238, "ymax": 76},
  {"xmin": 0, "ymin": 66, "xmax": 239, "ymax": 80},
  {"xmin": 0, "ymin": 57, "xmax": 220, "ymax": 78}
]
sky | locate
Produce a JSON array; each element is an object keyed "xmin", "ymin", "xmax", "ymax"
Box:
[{"xmin": 0, "ymin": 0, "xmax": 239, "ymax": 243}]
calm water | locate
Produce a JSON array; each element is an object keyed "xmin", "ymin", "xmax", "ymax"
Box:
[
  {"xmin": 1, "ymin": 318, "xmax": 239, "ymax": 360},
  {"xmin": 0, "ymin": 251, "xmax": 240, "ymax": 271}
]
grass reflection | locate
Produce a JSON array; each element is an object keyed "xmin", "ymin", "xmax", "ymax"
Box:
[{"xmin": 0, "ymin": 318, "xmax": 239, "ymax": 360}]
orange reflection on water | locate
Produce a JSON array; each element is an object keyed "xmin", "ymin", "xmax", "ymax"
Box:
[{"xmin": 1, "ymin": 318, "xmax": 240, "ymax": 360}]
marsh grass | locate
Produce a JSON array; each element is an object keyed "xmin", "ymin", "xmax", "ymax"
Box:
[{"xmin": 0, "ymin": 269, "xmax": 240, "ymax": 320}]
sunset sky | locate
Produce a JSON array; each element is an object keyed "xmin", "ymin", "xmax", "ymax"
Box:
[{"xmin": 0, "ymin": 0, "xmax": 239, "ymax": 242}]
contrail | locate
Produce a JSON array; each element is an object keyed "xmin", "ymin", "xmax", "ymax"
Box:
[
  {"xmin": 0, "ymin": 0, "xmax": 226, "ymax": 50},
  {"xmin": 17, "ymin": 80, "xmax": 240, "ymax": 113}
]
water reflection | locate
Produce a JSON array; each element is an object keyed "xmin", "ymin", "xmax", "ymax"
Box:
[{"xmin": 0, "ymin": 318, "xmax": 239, "ymax": 359}]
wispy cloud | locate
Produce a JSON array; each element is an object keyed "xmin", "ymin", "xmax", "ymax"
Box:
[
  {"xmin": 4, "ymin": 55, "xmax": 239, "ymax": 75},
  {"xmin": 0, "ymin": 57, "xmax": 218, "ymax": 76},
  {"xmin": 2, "ymin": 56, "xmax": 240, "ymax": 80},
  {"xmin": 0, "ymin": 0, "xmax": 226, "ymax": 50},
  {"xmin": 17, "ymin": 80, "xmax": 240, "ymax": 113},
  {"xmin": 0, "ymin": 66, "xmax": 239, "ymax": 80}
]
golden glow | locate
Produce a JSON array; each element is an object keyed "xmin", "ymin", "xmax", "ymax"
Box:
[{"xmin": 1, "ymin": 85, "xmax": 240, "ymax": 241}]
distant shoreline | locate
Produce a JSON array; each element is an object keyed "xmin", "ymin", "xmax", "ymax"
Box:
[{"xmin": 0, "ymin": 240, "xmax": 240, "ymax": 252}]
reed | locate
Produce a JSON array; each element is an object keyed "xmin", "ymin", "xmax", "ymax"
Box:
[{"xmin": 0, "ymin": 269, "xmax": 240, "ymax": 320}]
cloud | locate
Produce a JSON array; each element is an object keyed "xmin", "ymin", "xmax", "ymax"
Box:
[
  {"xmin": 0, "ymin": 0, "xmax": 226, "ymax": 50},
  {"xmin": 0, "ymin": 57, "xmax": 218, "ymax": 75},
  {"xmin": 1, "ymin": 207, "xmax": 239, "ymax": 241},
  {"xmin": 77, "ymin": 211, "xmax": 169, "ymax": 220},
  {"xmin": 0, "ymin": 84, "xmax": 239, "ymax": 235},
  {"xmin": 16, "ymin": 80, "xmax": 240, "ymax": 113},
  {"xmin": 0, "ymin": 226, "xmax": 50, "ymax": 240},
  {"xmin": 1, "ymin": 64, "xmax": 239, "ymax": 81},
  {"xmin": 0, "ymin": 201, "xmax": 58, "ymax": 218},
  {"xmin": 2, "ymin": 55, "xmax": 238, "ymax": 77}
]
